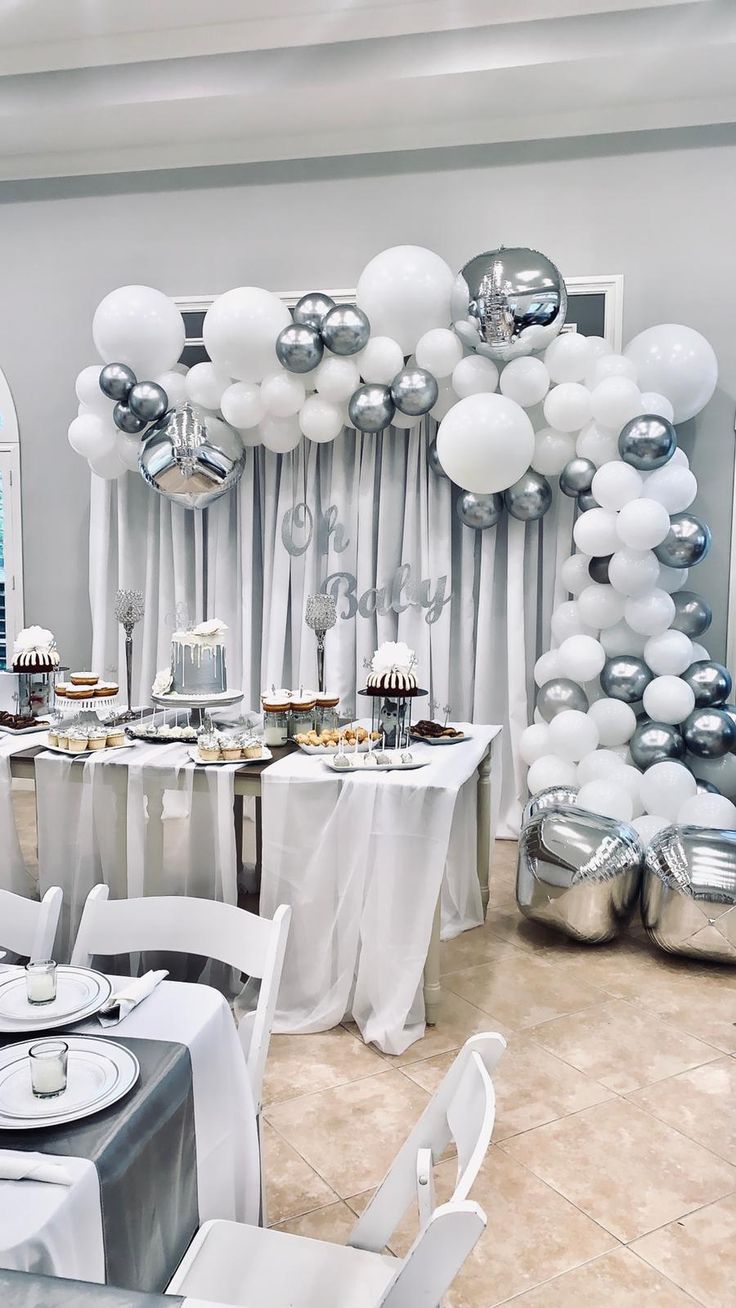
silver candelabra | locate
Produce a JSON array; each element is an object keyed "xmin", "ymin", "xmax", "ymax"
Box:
[
  {"xmin": 114, "ymin": 588, "xmax": 145, "ymax": 720},
  {"xmin": 305, "ymin": 593, "xmax": 337, "ymax": 693}
]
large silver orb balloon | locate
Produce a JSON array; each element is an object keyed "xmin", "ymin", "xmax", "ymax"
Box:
[
  {"xmin": 682, "ymin": 707, "xmax": 736, "ymax": 758},
  {"xmin": 504, "ymin": 470, "xmax": 552, "ymax": 521},
  {"xmin": 681, "ymin": 660, "xmax": 732, "ymax": 706},
  {"xmin": 559, "ymin": 457, "xmax": 595, "ymax": 497},
  {"xmin": 654, "ymin": 512, "xmax": 711, "ymax": 569},
  {"xmin": 347, "ymin": 384, "xmax": 395, "ymax": 433},
  {"xmin": 451, "ymin": 247, "xmax": 567, "ymax": 364},
  {"xmin": 276, "ymin": 322, "xmax": 324, "ymax": 374},
  {"xmin": 390, "ymin": 366, "xmax": 439, "ymax": 416},
  {"xmin": 139, "ymin": 402, "xmax": 245, "ymax": 510},
  {"xmin": 588, "ymin": 555, "xmax": 612, "ymax": 584},
  {"xmin": 292, "ymin": 292, "xmax": 335, "ymax": 332},
  {"xmin": 517, "ymin": 809, "xmax": 642, "ymax": 943},
  {"xmin": 321, "ymin": 304, "xmax": 371, "ymax": 356},
  {"xmin": 630, "ymin": 719, "xmax": 685, "ymax": 768},
  {"xmin": 576, "ymin": 491, "xmax": 599, "ymax": 513},
  {"xmin": 618, "ymin": 414, "xmax": 677, "ymax": 470},
  {"xmin": 128, "ymin": 381, "xmax": 168, "ymax": 423},
  {"xmin": 113, "ymin": 402, "xmax": 146, "ymax": 434},
  {"xmin": 537, "ymin": 678, "xmax": 590, "ymax": 721},
  {"xmin": 428, "ymin": 439, "xmax": 446, "ymax": 478},
  {"xmin": 601, "ymin": 655, "xmax": 653, "ymax": 703},
  {"xmin": 670, "ymin": 590, "xmax": 712, "ymax": 638},
  {"xmin": 643, "ymin": 825, "xmax": 736, "ymax": 963},
  {"xmin": 456, "ymin": 491, "xmax": 503, "ymax": 530},
  {"xmin": 99, "ymin": 362, "xmax": 136, "ymax": 402},
  {"xmin": 522, "ymin": 785, "xmax": 579, "ymax": 827}
]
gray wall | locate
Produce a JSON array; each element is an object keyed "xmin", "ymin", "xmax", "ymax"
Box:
[{"xmin": 0, "ymin": 126, "xmax": 734, "ymax": 669}]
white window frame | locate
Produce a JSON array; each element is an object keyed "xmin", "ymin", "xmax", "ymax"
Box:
[{"xmin": 0, "ymin": 367, "xmax": 24, "ymax": 662}]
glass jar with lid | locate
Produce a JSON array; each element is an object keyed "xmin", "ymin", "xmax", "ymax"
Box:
[
  {"xmin": 314, "ymin": 692, "xmax": 340, "ymax": 734},
  {"xmin": 263, "ymin": 706, "xmax": 290, "ymax": 747},
  {"xmin": 289, "ymin": 690, "xmax": 317, "ymax": 738}
]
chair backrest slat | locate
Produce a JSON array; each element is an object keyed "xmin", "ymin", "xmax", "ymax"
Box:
[
  {"xmin": 0, "ymin": 886, "xmax": 62, "ymax": 961},
  {"xmin": 380, "ymin": 1200, "xmax": 486, "ymax": 1307}
]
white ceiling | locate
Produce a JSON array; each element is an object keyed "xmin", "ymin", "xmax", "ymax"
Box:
[{"xmin": 0, "ymin": 0, "xmax": 732, "ymax": 180}]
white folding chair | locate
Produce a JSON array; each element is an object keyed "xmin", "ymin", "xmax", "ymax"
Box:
[
  {"xmin": 0, "ymin": 886, "xmax": 62, "ymax": 961},
  {"xmin": 166, "ymin": 1032, "xmax": 504, "ymax": 1308}
]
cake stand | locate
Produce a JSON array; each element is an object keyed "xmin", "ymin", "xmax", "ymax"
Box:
[
  {"xmin": 54, "ymin": 693, "xmax": 120, "ymax": 726},
  {"xmin": 152, "ymin": 689, "xmax": 244, "ymax": 729}
]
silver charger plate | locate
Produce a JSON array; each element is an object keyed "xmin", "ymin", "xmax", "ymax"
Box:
[
  {"xmin": 0, "ymin": 1036, "xmax": 139, "ymax": 1129},
  {"xmin": 187, "ymin": 745, "xmax": 272, "ymax": 766},
  {"xmin": 324, "ymin": 752, "xmax": 430, "ymax": 773},
  {"xmin": 0, "ymin": 967, "xmax": 112, "ymax": 1034}
]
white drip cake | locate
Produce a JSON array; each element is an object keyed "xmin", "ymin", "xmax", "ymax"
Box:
[
  {"xmin": 365, "ymin": 641, "xmax": 418, "ymax": 693},
  {"xmin": 12, "ymin": 626, "xmax": 60, "ymax": 672},
  {"xmin": 169, "ymin": 619, "xmax": 228, "ymax": 697}
]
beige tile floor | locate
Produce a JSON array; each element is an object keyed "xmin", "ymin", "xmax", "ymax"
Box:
[{"xmin": 12, "ymin": 794, "xmax": 736, "ymax": 1306}]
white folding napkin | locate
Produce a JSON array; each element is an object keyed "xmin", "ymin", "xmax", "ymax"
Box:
[
  {"xmin": 0, "ymin": 1151, "xmax": 75, "ymax": 1185},
  {"xmin": 98, "ymin": 970, "xmax": 168, "ymax": 1026}
]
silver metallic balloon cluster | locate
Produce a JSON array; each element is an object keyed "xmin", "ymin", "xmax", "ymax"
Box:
[{"xmin": 99, "ymin": 363, "xmax": 169, "ymax": 435}]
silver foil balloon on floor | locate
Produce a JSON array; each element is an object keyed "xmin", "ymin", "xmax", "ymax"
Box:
[
  {"xmin": 642, "ymin": 825, "xmax": 736, "ymax": 963},
  {"xmin": 521, "ymin": 785, "xmax": 579, "ymax": 826},
  {"xmin": 517, "ymin": 809, "xmax": 643, "ymax": 943},
  {"xmin": 451, "ymin": 247, "xmax": 567, "ymax": 363},
  {"xmin": 139, "ymin": 402, "xmax": 245, "ymax": 509}
]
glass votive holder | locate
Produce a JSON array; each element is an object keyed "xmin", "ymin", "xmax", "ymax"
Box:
[
  {"xmin": 25, "ymin": 960, "xmax": 57, "ymax": 1005},
  {"xmin": 29, "ymin": 1039, "xmax": 68, "ymax": 1098}
]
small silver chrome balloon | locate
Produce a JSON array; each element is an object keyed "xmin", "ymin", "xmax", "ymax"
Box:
[
  {"xmin": 456, "ymin": 491, "xmax": 503, "ymax": 530},
  {"xmin": 451, "ymin": 247, "xmax": 567, "ymax": 363},
  {"xmin": 643, "ymin": 825, "xmax": 736, "ymax": 963},
  {"xmin": 654, "ymin": 512, "xmax": 711, "ymax": 569},
  {"xmin": 390, "ymin": 366, "xmax": 439, "ymax": 416},
  {"xmin": 681, "ymin": 660, "xmax": 732, "ymax": 706},
  {"xmin": 576, "ymin": 491, "xmax": 599, "ymax": 513},
  {"xmin": 276, "ymin": 322, "xmax": 324, "ymax": 374},
  {"xmin": 682, "ymin": 707, "xmax": 736, "ymax": 758},
  {"xmin": 559, "ymin": 457, "xmax": 595, "ymax": 497},
  {"xmin": 722, "ymin": 704, "xmax": 736, "ymax": 747},
  {"xmin": 517, "ymin": 809, "xmax": 642, "ymax": 943},
  {"xmin": 139, "ymin": 402, "xmax": 245, "ymax": 510},
  {"xmin": 521, "ymin": 785, "xmax": 579, "ymax": 827},
  {"xmin": 128, "ymin": 381, "xmax": 168, "ymax": 423},
  {"xmin": 537, "ymin": 678, "xmax": 590, "ymax": 721},
  {"xmin": 696, "ymin": 778, "xmax": 722, "ymax": 795},
  {"xmin": 113, "ymin": 402, "xmax": 146, "ymax": 434},
  {"xmin": 347, "ymin": 383, "xmax": 395, "ymax": 433},
  {"xmin": 630, "ymin": 719, "xmax": 685, "ymax": 768},
  {"xmin": 618, "ymin": 414, "xmax": 677, "ymax": 470},
  {"xmin": 504, "ymin": 470, "xmax": 552, "ymax": 521},
  {"xmin": 321, "ymin": 304, "xmax": 371, "ymax": 356},
  {"xmin": 427, "ymin": 438, "xmax": 446, "ymax": 478},
  {"xmin": 600, "ymin": 655, "xmax": 653, "ymax": 703},
  {"xmin": 670, "ymin": 590, "xmax": 712, "ymax": 638},
  {"xmin": 292, "ymin": 292, "xmax": 335, "ymax": 332},
  {"xmin": 99, "ymin": 362, "xmax": 136, "ymax": 402},
  {"xmin": 588, "ymin": 555, "xmax": 612, "ymax": 584}
]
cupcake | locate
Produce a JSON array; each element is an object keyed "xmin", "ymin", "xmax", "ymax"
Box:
[
  {"xmin": 242, "ymin": 737, "xmax": 263, "ymax": 759},
  {"xmin": 106, "ymin": 728, "xmax": 126, "ymax": 747},
  {"xmin": 88, "ymin": 727, "xmax": 109, "ymax": 750},
  {"xmin": 198, "ymin": 732, "xmax": 220, "ymax": 762},
  {"xmin": 55, "ymin": 730, "xmax": 69, "ymax": 750},
  {"xmin": 46, "ymin": 727, "xmax": 59, "ymax": 747},
  {"xmin": 67, "ymin": 728, "xmax": 89, "ymax": 753},
  {"xmin": 70, "ymin": 673, "xmax": 98, "ymax": 686},
  {"xmin": 219, "ymin": 734, "xmax": 242, "ymax": 761}
]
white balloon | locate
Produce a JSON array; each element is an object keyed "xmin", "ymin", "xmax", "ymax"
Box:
[
  {"xmin": 599, "ymin": 620, "xmax": 648, "ymax": 657},
  {"xmin": 616, "ymin": 498, "xmax": 671, "ymax": 551},
  {"xmin": 557, "ymin": 634, "xmax": 606, "ymax": 683},
  {"xmin": 543, "ymin": 382, "xmax": 591, "ymax": 433},
  {"xmin": 608, "ymin": 548, "xmax": 660, "ymax": 597},
  {"xmin": 392, "ymin": 409, "xmax": 421, "ymax": 431},
  {"xmin": 238, "ymin": 429, "xmax": 262, "ymax": 449},
  {"xmin": 591, "ymin": 463, "xmax": 643, "ymax": 512},
  {"xmin": 576, "ymin": 779, "xmax": 633, "ymax": 823},
  {"xmin": 258, "ymin": 414, "xmax": 301, "ymax": 453},
  {"xmin": 639, "ymin": 391, "xmax": 675, "ymax": 422},
  {"xmin": 586, "ymin": 353, "xmax": 638, "ymax": 389},
  {"xmin": 573, "ymin": 508, "xmax": 620, "ymax": 557},
  {"xmin": 154, "ymin": 369, "xmax": 188, "ymax": 408},
  {"xmin": 669, "ymin": 448, "xmax": 690, "ymax": 470},
  {"xmin": 544, "ymin": 333, "xmax": 591, "ymax": 383},
  {"xmin": 678, "ymin": 792, "xmax": 736, "ymax": 829},
  {"xmin": 356, "ymin": 245, "xmax": 454, "ymax": 354},
  {"xmin": 499, "ymin": 357, "xmax": 550, "ymax": 408},
  {"xmin": 560, "ymin": 553, "xmax": 592, "ymax": 597},
  {"xmin": 415, "ymin": 328, "xmax": 463, "ymax": 378},
  {"xmin": 642, "ymin": 674, "xmax": 696, "ymax": 724},
  {"xmin": 577, "ymin": 748, "xmax": 631, "ymax": 785},
  {"xmin": 220, "ymin": 382, "xmax": 265, "ymax": 430},
  {"xmin": 590, "ymin": 377, "xmax": 642, "ymax": 431},
  {"xmin": 531, "ymin": 428, "xmax": 576, "ymax": 476},
  {"xmin": 519, "ymin": 722, "xmax": 552, "ymax": 765},
  {"xmin": 624, "ymin": 324, "xmax": 718, "ymax": 422},
  {"xmin": 204, "ymin": 286, "xmax": 291, "ymax": 383},
  {"xmin": 587, "ymin": 698, "xmax": 637, "ymax": 747},
  {"xmin": 586, "ymin": 335, "xmax": 614, "ymax": 361},
  {"xmin": 609, "ymin": 764, "xmax": 645, "ymax": 818},
  {"xmin": 632, "ymin": 814, "xmax": 671, "ymax": 844},
  {"xmin": 451, "ymin": 356, "xmax": 499, "ymax": 398},
  {"xmin": 430, "ymin": 381, "xmax": 458, "ymax": 421},
  {"xmin": 644, "ymin": 466, "xmax": 697, "ymax": 514},
  {"xmin": 260, "ymin": 370, "xmax": 306, "ymax": 418},
  {"xmin": 549, "ymin": 710, "xmax": 599, "ymax": 761},
  {"xmin": 576, "ymin": 421, "xmax": 620, "ymax": 468},
  {"xmin": 310, "ymin": 355, "xmax": 360, "ymax": 403},
  {"xmin": 356, "ymin": 336, "xmax": 404, "ymax": 384},
  {"xmin": 534, "ymin": 650, "xmax": 564, "ymax": 687},
  {"xmin": 551, "ymin": 602, "xmax": 596, "ymax": 643},
  {"xmin": 116, "ymin": 432, "xmax": 143, "ymax": 472},
  {"xmin": 88, "ymin": 446, "xmax": 128, "ymax": 480},
  {"xmin": 185, "ymin": 361, "xmax": 232, "ymax": 411},
  {"xmin": 92, "ymin": 285, "xmax": 185, "ymax": 377},
  {"xmin": 625, "ymin": 589, "xmax": 676, "ymax": 636},
  {"xmin": 640, "ymin": 760, "xmax": 696, "ymax": 820},
  {"xmin": 436, "ymin": 394, "xmax": 534, "ymax": 494},
  {"xmin": 578, "ymin": 584, "xmax": 626, "ymax": 631},
  {"xmin": 690, "ymin": 642, "xmax": 710, "ymax": 663},
  {"xmin": 644, "ymin": 631, "xmax": 694, "ymax": 676},
  {"xmin": 67, "ymin": 413, "xmax": 116, "ymax": 459},
  {"xmin": 298, "ymin": 395, "xmax": 344, "ymax": 443},
  {"xmin": 657, "ymin": 564, "xmax": 689, "ymax": 594},
  {"xmin": 75, "ymin": 364, "xmax": 114, "ymax": 416},
  {"xmin": 527, "ymin": 755, "xmax": 578, "ymax": 794}
]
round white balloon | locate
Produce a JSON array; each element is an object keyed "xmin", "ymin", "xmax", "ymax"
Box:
[
  {"xmin": 185, "ymin": 361, "xmax": 232, "ymax": 411},
  {"xmin": 451, "ymin": 355, "xmax": 499, "ymax": 398},
  {"xmin": 543, "ymin": 382, "xmax": 592, "ymax": 433},
  {"xmin": 639, "ymin": 391, "xmax": 675, "ymax": 422},
  {"xmin": 527, "ymin": 755, "xmax": 578, "ymax": 794},
  {"xmin": 632, "ymin": 814, "xmax": 671, "ymax": 844},
  {"xmin": 314, "ymin": 355, "xmax": 360, "ymax": 403},
  {"xmin": 258, "ymin": 413, "xmax": 302, "ymax": 453},
  {"xmin": 75, "ymin": 365, "xmax": 114, "ymax": 416},
  {"xmin": 586, "ymin": 353, "xmax": 638, "ymax": 388},
  {"xmin": 500, "ymin": 357, "xmax": 550, "ymax": 408},
  {"xmin": 531, "ymin": 428, "xmax": 576, "ymax": 476},
  {"xmin": 557, "ymin": 634, "xmax": 606, "ymax": 683},
  {"xmin": 93, "ymin": 285, "xmax": 185, "ymax": 377},
  {"xmin": 624, "ymin": 324, "xmax": 718, "ymax": 422},
  {"xmin": 430, "ymin": 381, "xmax": 458, "ymax": 421},
  {"xmin": 575, "ymin": 422, "xmax": 620, "ymax": 468},
  {"xmin": 658, "ymin": 564, "xmax": 689, "ymax": 594},
  {"xmin": 591, "ymin": 463, "xmax": 643, "ymax": 512},
  {"xmin": 356, "ymin": 245, "xmax": 455, "ymax": 355},
  {"xmin": 644, "ymin": 630, "xmax": 694, "ymax": 676},
  {"xmin": 576, "ymin": 779, "xmax": 633, "ymax": 823},
  {"xmin": 640, "ymin": 760, "xmax": 696, "ymax": 820},
  {"xmin": 616, "ymin": 498, "xmax": 671, "ymax": 551},
  {"xmin": 298, "ymin": 395, "xmax": 344, "ymax": 443},
  {"xmin": 534, "ymin": 650, "xmax": 563, "ymax": 687},
  {"xmin": 544, "ymin": 333, "xmax": 591, "ymax": 384},
  {"xmin": 519, "ymin": 722, "xmax": 552, "ymax": 765},
  {"xmin": 578, "ymin": 584, "xmax": 626, "ymax": 631},
  {"xmin": 204, "ymin": 287, "xmax": 292, "ymax": 383},
  {"xmin": 600, "ymin": 619, "xmax": 648, "ymax": 657},
  {"xmin": 68, "ymin": 413, "xmax": 117, "ymax": 460},
  {"xmin": 560, "ymin": 553, "xmax": 592, "ymax": 597},
  {"xmin": 549, "ymin": 709, "xmax": 599, "ymax": 761},
  {"xmin": 573, "ymin": 508, "xmax": 620, "ymax": 557},
  {"xmin": 154, "ymin": 369, "xmax": 188, "ymax": 408},
  {"xmin": 590, "ymin": 377, "xmax": 642, "ymax": 431},
  {"xmin": 644, "ymin": 465, "xmax": 697, "ymax": 514},
  {"xmin": 577, "ymin": 748, "xmax": 631, "ymax": 785},
  {"xmin": 625, "ymin": 589, "xmax": 676, "ymax": 636},
  {"xmin": 587, "ymin": 698, "xmax": 637, "ymax": 747},
  {"xmin": 608, "ymin": 548, "xmax": 660, "ymax": 597},
  {"xmin": 642, "ymin": 675, "xmax": 696, "ymax": 724},
  {"xmin": 356, "ymin": 336, "xmax": 405, "ymax": 384},
  {"xmin": 220, "ymin": 382, "xmax": 265, "ymax": 430},
  {"xmin": 678, "ymin": 792, "xmax": 736, "ymax": 829},
  {"xmin": 436, "ymin": 394, "xmax": 534, "ymax": 493},
  {"xmin": 415, "ymin": 328, "xmax": 462, "ymax": 378},
  {"xmin": 551, "ymin": 602, "xmax": 596, "ymax": 643}
]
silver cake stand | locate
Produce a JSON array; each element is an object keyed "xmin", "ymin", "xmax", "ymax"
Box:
[{"xmin": 152, "ymin": 689, "xmax": 244, "ymax": 729}]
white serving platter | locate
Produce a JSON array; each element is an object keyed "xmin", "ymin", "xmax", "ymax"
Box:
[
  {"xmin": 410, "ymin": 730, "xmax": 468, "ymax": 746},
  {"xmin": 0, "ymin": 717, "xmax": 53, "ymax": 737},
  {"xmin": 152, "ymin": 689, "xmax": 244, "ymax": 709},
  {"xmin": 0, "ymin": 1035, "xmax": 139, "ymax": 1130},
  {"xmin": 0, "ymin": 967, "xmax": 112, "ymax": 1034},
  {"xmin": 187, "ymin": 745, "xmax": 272, "ymax": 767},
  {"xmin": 324, "ymin": 751, "xmax": 429, "ymax": 773},
  {"xmin": 42, "ymin": 738, "xmax": 135, "ymax": 759},
  {"xmin": 298, "ymin": 740, "xmax": 371, "ymax": 755}
]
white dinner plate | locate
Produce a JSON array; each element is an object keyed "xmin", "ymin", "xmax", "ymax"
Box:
[
  {"xmin": 0, "ymin": 967, "xmax": 112, "ymax": 1034},
  {"xmin": 0, "ymin": 1036, "xmax": 139, "ymax": 1129},
  {"xmin": 410, "ymin": 730, "xmax": 468, "ymax": 746},
  {"xmin": 42, "ymin": 738, "xmax": 135, "ymax": 759},
  {"xmin": 324, "ymin": 752, "xmax": 429, "ymax": 773},
  {"xmin": 187, "ymin": 745, "xmax": 272, "ymax": 766}
]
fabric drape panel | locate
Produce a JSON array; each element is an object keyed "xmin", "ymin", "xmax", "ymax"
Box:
[{"xmin": 89, "ymin": 422, "xmax": 574, "ymax": 835}]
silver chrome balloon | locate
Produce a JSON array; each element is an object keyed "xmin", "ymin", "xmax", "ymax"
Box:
[
  {"xmin": 682, "ymin": 707, "xmax": 736, "ymax": 758},
  {"xmin": 347, "ymin": 384, "xmax": 395, "ymax": 433},
  {"xmin": 600, "ymin": 655, "xmax": 653, "ymax": 703},
  {"xmin": 390, "ymin": 366, "xmax": 439, "ymax": 416},
  {"xmin": 276, "ymin": 322, "xmax": 324, "ymax": 374},
  {"xmin": 576, "ymin": 491, "xmax": 599, "ymax": 513},
  {"xmin": 321, "ymin": 304, "xmax": 371, "ymax": 356},
  {"xmin": 588, "ymin": 555, "xmax": 612, "ymax": 584},
  {"xmin": 128, "ymin": 381, "xmax": 168, "ymax": 423},
  {"xmin": 427, "ymin": 438, "xmax": 447, "ymax": 478},
  {"xmin": 630, "ymin": 719, "xmax": 685, "ymax": 768},
  {"xmin": 681, "ymin": 660, "xmax": 732, "ymax": 706},
  {"xmin": 654, "ymin": 512, "xmax": 711, "ymax": 569},
  {"xmin": 99, "ymin": 362, "xmax": 136, "ymax": 402},
  {"xmin": 642, "ymin": 825, "xmax": 736, "ymax": 963},
  {"xmin": 721, "ymin": 703, "xmax": 736, "ymax": 747},
  {"xmin": 696, "ymin": 778, "xmax": 722, "ymax": 794},
  {"xmin": 618, "ymin": 414, "xmax": 677, "ymax": 470},
  {"xmin": 292, "ymin": 292, "xmax": 335, "ymax": 332},
  {"xmin": 670, "ymin": 590, "xmax": 712, "ymax": 638},
  {"xmin": 517, "ymin": 809, "xmax": 642, "ymax": 943},
  {"xmin": 456, "ymin": 491, "xmax": 503, "ymax": 530},
  {"xmin": 139, "ymin": 402, "xmax": 245, "ymax": 510},
  {"xmin": 559, "ymin": 457, "xmax": 595, "ymax": 497},
  {"xmin": 113, "ymin": 402, "xmax": 146, "ymax": 434},
  {"xmin": 521, "ymin": 785, "xmax": 579, "ymax": 826},
  {"xmin": 537, "ymin": 678, "xmax": 590, "ymax": 721},
  {"xmin": 452, "ymin": 247, "xmax": 567, "ymax": 363},
  {"xmin": 504, "ymin": 470, "xmax": 552, "ymax": 521}
]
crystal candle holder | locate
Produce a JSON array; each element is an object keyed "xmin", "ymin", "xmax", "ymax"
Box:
[
  {"xmin": 25, "ymin": 960, "xmax": 57, "ymax": 1005},
  {"xmin": 29, "ymin": 1040, "xmax": 68, "ymax": 1098}
]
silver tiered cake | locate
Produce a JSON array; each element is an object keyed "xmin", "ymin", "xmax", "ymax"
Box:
[{"xmin": 170, "ymin": 620, "xmax": 228, "ymax": 696}]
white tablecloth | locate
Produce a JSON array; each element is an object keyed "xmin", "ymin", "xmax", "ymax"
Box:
[
  {"xmin": 0, "ymin": 978, "xmax": 259, "ymax": 1283},
  {"xmin": 0, "ymin": 733, "xmax": 41, "ymax": 899},
  {"xmin": 260, "ymin": 724, "xmax": 501, "ymax": 1055}
]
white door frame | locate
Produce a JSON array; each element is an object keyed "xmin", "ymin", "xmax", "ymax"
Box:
[{"xmin": 0, "ymin": 444, "xmax": 24, "ymax": 657}]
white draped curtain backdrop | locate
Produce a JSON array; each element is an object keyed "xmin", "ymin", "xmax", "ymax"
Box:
[{"xmin": 90, "ymin": 419, "xmax": 575, "ymax": 836}]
